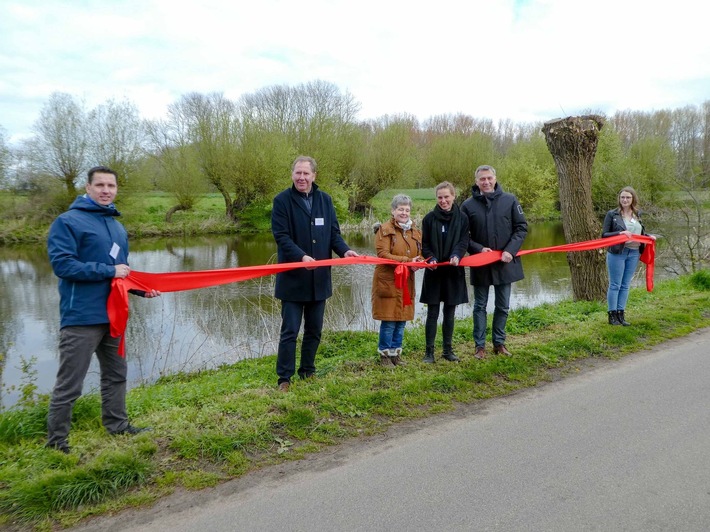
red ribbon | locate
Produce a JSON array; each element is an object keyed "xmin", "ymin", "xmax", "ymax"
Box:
[
  {"xmin": 458, "ymin": 234, "xmax": 655, "ymax": 291},
  {"xmin": 393, "ymin": 264, "xmax": 412, "ymax": 305},
  {"xmin": 109, "ymin": 235, "xmax": 655, "ymax": 356}
]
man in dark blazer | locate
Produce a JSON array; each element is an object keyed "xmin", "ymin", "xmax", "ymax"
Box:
[
  {"xmin": 460, "ymin": 165, "xmax": 528, "ymax": 359},
  {"xmin": 271, "ymin": 156, "xmax": 359, "ymax": 391}
]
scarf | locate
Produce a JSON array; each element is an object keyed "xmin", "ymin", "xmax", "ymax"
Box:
[
  {"xmin": 429, "ymin": 204, "xmax": 464, "ymax": 260},
  {"xmin": 397, "ymin": 219, "xmax": 412, "ymax": 232}
]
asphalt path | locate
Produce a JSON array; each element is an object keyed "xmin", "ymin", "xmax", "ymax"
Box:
[{"xmin": 78, "ymin": 329, "xmax": 710, "ymax": 532}]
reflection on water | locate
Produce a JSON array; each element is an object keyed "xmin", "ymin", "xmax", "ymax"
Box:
[{"xmin": 0, "ymin": 222, "xmax": 659, "ymax": 407}]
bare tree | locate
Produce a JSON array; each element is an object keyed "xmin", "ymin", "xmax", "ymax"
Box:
[
  {"xmin": 702, "ymin": 101, "xmax": 710, "ymax": 184},
  {"xmin": 145, "ymin": 113, "xmax": 204, "ymax": 222},
  {"xmin": 87, "ymin": 98, "xmax": 146, "ymax": 188},
  {"xmin": 180, "ymin": 92, "xmax": 242, "ymax": 220},
  {"xmin": 349, "ymin": 115, "xmax": 420, "ymax": 212},
  {"xmin": 239, "ymin": 80, "xmax": 361, "ymax": 191},
  {"xmin": 542, "ymin": 115, "xmax": 607, "ymax": 301},
  {"xmin": 29, "ymin": 92, "xmax": 88, "ymax": 194},
  {"xmin": 0, "ymin": 126, "xmax": 10, "ymax": 188}
]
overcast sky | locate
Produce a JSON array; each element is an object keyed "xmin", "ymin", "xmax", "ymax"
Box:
[{"xmin": 1, "ymin": 0, "xmax": 708, "ymax": 144}]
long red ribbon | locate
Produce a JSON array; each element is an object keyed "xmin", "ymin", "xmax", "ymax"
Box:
[{"xmin": 109, "ymin": 235, "xmax": 655, "ymax": 355}]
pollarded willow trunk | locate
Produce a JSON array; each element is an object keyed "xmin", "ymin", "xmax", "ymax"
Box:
[{"xmin": 542, "ymin": 115, "xmax": 607, "ymax": 301}]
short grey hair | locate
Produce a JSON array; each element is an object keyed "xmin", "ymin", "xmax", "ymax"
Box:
[
  {"xmin": 292, "ymin": 155, "xmax": 317, "ymax": 173},
  {"xmin": 391, "ymin": 194, "xmax": 412, "ymax": 210},
  {"xmin": 475, "ymin": 165, "xmax": 497, "ymax": 178}
]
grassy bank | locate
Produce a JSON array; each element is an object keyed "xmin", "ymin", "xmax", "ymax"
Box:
[
  {"xmin": 0, "ymin": 192, "xmax": 239, "ymax": 244},
  {"xmin": 1, "ymin": 271, "xmax": 709, "ymax": 530},
  {"xmin": 0, "ymin": 189, "xmax": 440, "ymax": 244}
]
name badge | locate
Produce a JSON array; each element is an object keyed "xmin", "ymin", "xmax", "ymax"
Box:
[
  {"xmin": 315, "ymin": 218, "xmax": 325, "ymax": 226},
  {"xmin": 110, "ymin": 243, "xmax": 120, "ymax": 259}
]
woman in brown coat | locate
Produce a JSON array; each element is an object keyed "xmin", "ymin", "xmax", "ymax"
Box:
[{"xmin": 372, "ymin": 194, "xmax": 424, "ymax": 367}]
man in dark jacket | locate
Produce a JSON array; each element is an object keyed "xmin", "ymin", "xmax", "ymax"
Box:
[
  {"xmin": 460, "ymin": 165, "xmax": 527, "ymax": 359},
  {"xmin": 272, "ymin": 156, "xmax": 359, "ymax": 392},
  {"xmin": 46, "ymin": 166, "xmax": 159, "ymax": 453}
]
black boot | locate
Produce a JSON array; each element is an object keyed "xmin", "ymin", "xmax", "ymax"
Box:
[
  {"xmin": 617, "ymin": 310, "xmax": 630, "ymax": 326},
  {"xmin": 423, "ymin": 347, "xmax": 435, "ymax": 364},
  {"xmin": 442, "ymin": 345, "xmax": 459, "ymax": 362},
  {"xmin": 608, "ymin": 311, "xmax": 621, "ymax": 325}
]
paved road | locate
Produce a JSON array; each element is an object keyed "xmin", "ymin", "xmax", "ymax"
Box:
[{"xmin": 81, "ymin": 329, "xmax": 710, "ymax": 532}]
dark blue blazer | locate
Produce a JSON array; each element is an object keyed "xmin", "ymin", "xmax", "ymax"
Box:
[{"xmin": 272, "ymin": 183, "xmax": 350, "ymax": 302}]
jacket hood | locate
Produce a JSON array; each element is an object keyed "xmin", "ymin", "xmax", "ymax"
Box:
[
  {"xmin": 69, "ymin": 194, "xmax": 121, "ymax": 216},
  {"xmin": 471, "ymin": 182, "xmax": 503, "ymax": 200}
]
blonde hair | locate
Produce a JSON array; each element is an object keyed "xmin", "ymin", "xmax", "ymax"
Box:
[{"xmin": 435, "ymin": 181, "xmax": 456, "ymax": 196}]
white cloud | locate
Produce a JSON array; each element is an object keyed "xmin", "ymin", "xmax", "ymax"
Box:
[{"xmin": 1, "ymin": 0, "xmax": 708, "ymax": 143}]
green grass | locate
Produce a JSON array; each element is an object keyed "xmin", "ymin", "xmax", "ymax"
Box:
[
  {"xmin": 2, "ymin": 190, "xmax": 418, "ymax": 244},
  {"xmin": 369, "ymin": 188, "xmax": 436, "ymax": 223},
  {"xmin": 0, "ymin": 193, "xmax": 239, "ymax": 244},
  {"xmin": 1, "ymin": 272, "xmax": 709, "ymax": 528}
]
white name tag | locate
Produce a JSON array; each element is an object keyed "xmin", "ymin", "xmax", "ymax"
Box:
[
  {"xmin": 315, "ymin": 218, "xmax": 325, "ymax": 226},
  {"xmin": 110, "ymin": 243, "xmax": 120, "ymax": 259}
]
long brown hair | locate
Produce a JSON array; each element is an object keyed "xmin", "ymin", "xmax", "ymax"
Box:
[{"xmin": 617, "ymin": 186, "xmax": 640, "ymax": 218}]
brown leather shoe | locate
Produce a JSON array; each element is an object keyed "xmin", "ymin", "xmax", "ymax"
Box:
[
  {"xmin": 278, "ymin": 381, "xmax": 290, "ymax": 392},
  {"xmin": 474, "ymin": 347, "xmax": 487, "ymax": 360},
  {"xmin": 494, "ymin": 344, "xmax": 512, "ymax": 356}
]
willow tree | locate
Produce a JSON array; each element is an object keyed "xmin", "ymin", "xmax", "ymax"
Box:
[
  {"xmin": 542, "ymin": 115, "xmax": 606, "ymax": 301},
  {"xmin": 29, "ymin": 92, "xmax": 88, "ymax": 195}
]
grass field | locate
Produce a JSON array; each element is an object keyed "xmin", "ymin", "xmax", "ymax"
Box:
[{"xmin": 1, "ymin": 271, "xmax": 709, "ymax": 529}]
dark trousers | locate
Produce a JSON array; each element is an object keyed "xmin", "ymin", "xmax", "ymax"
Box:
[
  {"xmin": 276, "ymin": 300, "xmax": 326, "ymax": 384},
  {"xmin": 425, "ymin": 303, "xmax": 457, "ymax": 351},
  {"xmin": 473, "ymin": 283, "xmax": 512, "ymax": 348},
  {"xmin": 47, "ymin": 325, "xmax": 129, "ymax": 446}
]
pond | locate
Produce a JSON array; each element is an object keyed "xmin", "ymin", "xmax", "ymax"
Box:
[{"xmin": 0, "ymin": 222, "xmax": 660, "ymax": 407}]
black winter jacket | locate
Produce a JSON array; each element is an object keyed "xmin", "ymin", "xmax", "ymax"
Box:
[
  {"xmin": 271, "ymin": 183, "xmax": 350, "ymax": 302},
  {"xmin": 419, "ymin": 205, "xmax": 469, "ymax": 305},
  {"xmin": 460, "ymin": 183, "xmax": 528, "ymax": 286}
]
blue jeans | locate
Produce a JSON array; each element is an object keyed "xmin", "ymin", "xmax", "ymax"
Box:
[
  {"xmin": 606, "ymin": 248, "xmax": 640, "ymax": 311},
  {"xmin": 473, "ymin": 284, "xmax": 511, "ymax": 348},
  {"xmin": 378, "ymin": 321, "xmax": 406, "ymax": 351}
]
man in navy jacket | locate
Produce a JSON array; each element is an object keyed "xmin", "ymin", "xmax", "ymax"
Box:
[
  {"xmin": 460, "ymin": 165, "xmax": 527, "ymax": 359},
  {"xmin": 46, "ymin": 166, "xmax": 159, "ymax": 453},
  {"xmin": 272, "ymin": 156, "xmax": 359, "ymax": 391}
]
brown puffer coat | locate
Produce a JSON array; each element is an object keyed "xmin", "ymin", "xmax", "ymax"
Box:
[{"xmin": 371, "ymin": 219, "xmax": 423, "ymax": 321}]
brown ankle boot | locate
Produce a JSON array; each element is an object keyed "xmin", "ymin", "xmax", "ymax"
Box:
[
  {"xmin": 379, "ymin": 349, "xmax": 395, "ymax": 367},
  {"xmin": 391, "ymin": 347, "xmax": 406, "ymax": 366}
]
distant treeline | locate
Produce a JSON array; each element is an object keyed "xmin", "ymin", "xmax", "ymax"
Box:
[{"xmin": 0, "ymin": 81, "xmax": 708, "ymax": 224}]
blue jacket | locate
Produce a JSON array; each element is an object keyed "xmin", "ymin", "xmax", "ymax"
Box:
[
  {"xmin": 47, "ymin": 195, "xmax": 128, "ymax": 328},
  {"xmin": 272, "ymin": 183, "xmax": 350, "ymax": 302}
]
